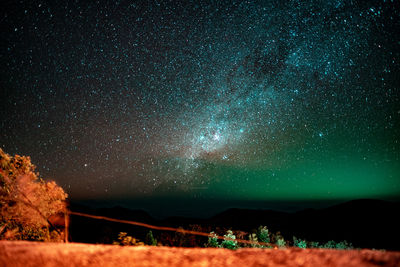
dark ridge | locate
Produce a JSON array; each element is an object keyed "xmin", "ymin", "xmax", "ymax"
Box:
[{"xmin": 68, "ymin": 199, "xmax": 400, "ymax": 250}]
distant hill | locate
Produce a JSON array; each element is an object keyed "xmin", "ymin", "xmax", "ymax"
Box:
[{"xmin": 69, "ymin": 199, "xmax": 400, "ymax": 250}]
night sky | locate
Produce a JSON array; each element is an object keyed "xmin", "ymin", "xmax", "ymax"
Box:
[{"xmin": 1, "ymin": 0, "xmax": 399, "ymax": 217}]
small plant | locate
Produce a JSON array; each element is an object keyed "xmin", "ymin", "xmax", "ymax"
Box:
[
  {"xmin": 309, "ymin": 241, "xmax": 320, "ymax": 248},
  {"xmin": 113, "ymin": 232, "xmax": 144, "ymax": 246},
  {"xmin": 276, "ymin": 237, "xmax": 286, "ymax": 248},
  {"xmin": 248, "ymin": 233, "xmax": 261, "ymax": 248},
  {"xmin": 272, "ymin": 231, "xmax": 285, "ymax": 248},
  {"xmin": 293, "ymin": 236, "xmax": 307, "ymax": 249},
  {"xmin": 201, "ymin": 225, "xmax": 356, "ymax": 251},
  {"xmin": 335, "ymin": 240, "xmax": 353, "ymax": 250},
  {"xmin": 207, "ymin": 231, "xmax": 219, "ymax": 248},
  {"xmin": 221, "ymin": 230, "xmax": 238, "ymax": 250},
  {"xmin": 174, "ymin": 227, "xmax": 187, "ymax": 247},
  {"xmin": 322, "ymin": 240, "xmax": 337, "ymax": 249},
  {"xmin": 322, "ymin": 240, "xmax": 353, "ymax": 250},
  {"xmin": 145, "ymin": 230, "xmax": 157, "ymax": 246},
  {"xmin": 257, "ymin": 226, "xmax": 270, "ymax": 244}
]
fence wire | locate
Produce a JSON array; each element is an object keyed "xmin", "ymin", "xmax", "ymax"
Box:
[{"xmin": 69, "ymin": 211, "xmax": 273, "ymax": 247}]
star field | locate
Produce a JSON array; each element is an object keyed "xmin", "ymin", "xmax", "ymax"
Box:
[{"xmin": 1, "ymin": 0, "xmax": 399, "ymax": 212}]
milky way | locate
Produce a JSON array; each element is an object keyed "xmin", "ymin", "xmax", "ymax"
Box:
[{"xmin": 1, "ymin": 0, "xmax": 399, "ymax": 209}]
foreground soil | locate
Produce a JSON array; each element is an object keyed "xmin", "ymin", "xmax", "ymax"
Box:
[{"xmin": 1, "ymin": 241, "xmax": 399, "ymax": 267}]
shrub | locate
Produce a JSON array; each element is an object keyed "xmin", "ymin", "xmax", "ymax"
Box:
[
  {"xmin": 335, "ymin": 240, "xmax": 353, "ymax": 250},
  {"xmin": 276, "ymin": 237, "xmax": 286, "ymax": 248},
  {"xmin": 145, "ymin": 230, "xmax": 157, "ymax": 246},
  {"xmin": 322, "ymin": 240, "xmax": 336, "ymax": 249},
  {"xmin": 187, "ymin": 224, "xmax": 206, "ymax": 247},
  {"xmin": 173, "ymin": 227, "xmax": 187, "ymax": 247},
  {"xmin": 293, "ymin": 236, "xmax": 307, "ymax": 249},
  {"xmin": 113, "ymin": 232, "xmax": 144, "ymax": 246},
  {"xmin": 257, "ymin": 226, "xmax": 270, "ymax": 244},
  {"xmin": 221, "ymin": 230, "xmax": 238, "ymax": 250},
  {"xmin": 207, "ymin": 231, "xmax": 219, "ymax": 248},
  {"xmin": 309, "ymin": 241, "xmax": 320, "ymax": 248},
  {"xmin": 322, "ymin": 240, "xmax": 353, "ymax": 250},
  {"xmin": 248, "ymin": 233, "xmax": 261, "ymax": 248},
  {"xmin": 272, "ymin": 231, "xmax": 286, "ymax": 248}
]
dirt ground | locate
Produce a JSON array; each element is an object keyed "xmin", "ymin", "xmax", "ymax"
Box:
[{"xmin": 1, "ymin": 241, "xmax": 399, "ymax": 267}]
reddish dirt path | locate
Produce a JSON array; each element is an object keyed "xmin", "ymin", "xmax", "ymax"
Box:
[{"xmin": 1, "ymin": 241, "xmax": 399, "ymax": 267}]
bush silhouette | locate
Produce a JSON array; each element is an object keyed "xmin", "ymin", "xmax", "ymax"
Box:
[
  {"xmin": 113, "ymin": 232, "xmax": 144, "ymax": 246},
  {"xmin": 257, "ymin": 226, "xmax": 270, "ymax": 244},
  {"xmin": 293, "ymin": 236, "xmax": 307, "ymax": 249},
  {"xmin": 248, "ymin": 233, "xmax": 261, "ymax": 248},
  {"xmin": 322, "ymin": 240, "xmax": 353, "ymax": 249},
  {"xmin": 145, "ymin": 230, "xmax": 157, "ymax": 246},
  {"xmin": 221, "ymin": 230, "xmax": 238, "ymax": 250},
  {"xmin": 207, "ymin": 231, "xmax": 219, "ymax": 247}
]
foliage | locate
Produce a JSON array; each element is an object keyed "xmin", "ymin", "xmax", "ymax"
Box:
[
  {"xmin": 173, "ymin": 227, "xmax": 187, "ymax": 247},
  {"xmin": 145, "ymin": 230, "xmax": 157, "ymax": 246},
  {"xmin": 322, "ymin": 240, "xmax": 337, "ymax": 249},
  {"xmin": 267, "ymin": 231, "xmax": 285, "ymax": 248},
  {"xmin": 335, "ymin": 240, "xmax": 353, "ymax": 250},
  {"xmin": 207, "ymin": 231, "xmax": 219, "ymax": 248},
  {"xmin": 221, "ymin": 230, "xmax": 238, "ymax": 250},
  {"xmin": 159, "ymin": 224, "xmax": 208, "ymax": 247},
  {"xmin": 113, "ymin": 232, "xmax": 144, "ymax": 246},
  {"xmin": 276, "ymin": 237, "xmax": 286, "ymax": 248},
  {"xmin": 0, "ymin": 149, "xmax": 68, "ymax": 241},
  {"xmin": 293, "ymin": 236, "xmax": 307, "ymax": 249},
  {"xmin": 257, "ymin": 226, "xmax": 270, "ymax": 244},
  {"xmin": 186, "ymin": 224, "xmax": 207, "ymax": 247},
  {"xmin": 248, "ymin": 233, "xmax": 261, "ymax": 248},
  {"xmin": 321, "ymin": 240, "xmax": 353, "ymax": 250},
  {"xmin": 107, "ymin": 221, "xmax": 356, "ymax": 250},
  {"xmin": 203, "ymin": 226, "xmax": 355, "ymax": 250}
]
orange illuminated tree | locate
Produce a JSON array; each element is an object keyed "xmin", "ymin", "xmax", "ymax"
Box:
[{"xmin": 0, "ymin": 148, "xmax": 68, "ymax": 241}]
